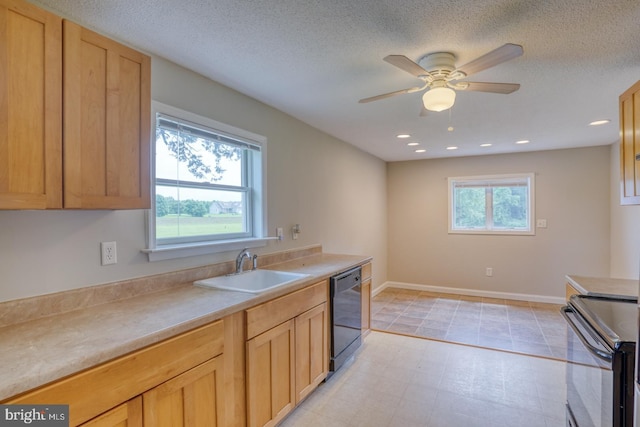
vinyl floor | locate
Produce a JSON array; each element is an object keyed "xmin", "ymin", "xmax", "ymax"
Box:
[
  {"xmin": 370, "ymin": 287, "xmax": 568, "ymax": 361},
  {"xmin": 281, "ymin": 331, "xmax": 566, "ymax": 427}
]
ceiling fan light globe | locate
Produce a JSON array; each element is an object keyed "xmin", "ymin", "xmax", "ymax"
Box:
[{"xmin": 422, "ymin": 87, "xmax": 456, "ymax": 112}]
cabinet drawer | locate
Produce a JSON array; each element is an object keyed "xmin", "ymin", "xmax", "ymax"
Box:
[
  {"xmin": 8, "ymin": 320, "xmax": 224, "ymax": 426},
  {"xmin": 246, "ymin": 281, "xmax": 327, "ymax": 340}
]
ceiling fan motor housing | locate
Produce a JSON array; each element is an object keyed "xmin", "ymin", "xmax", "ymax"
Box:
[{"xmin": 418, "ymin": 52, "xmax": 458, "ymax": 78}]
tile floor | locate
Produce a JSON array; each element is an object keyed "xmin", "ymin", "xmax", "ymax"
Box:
[
  {"xmin": 370, "ymin": 287, "xmax": 568, "ymax": 360},
  {"xmin": 281, "ymin": 331, "xmax": 566, "ymax": 427}
]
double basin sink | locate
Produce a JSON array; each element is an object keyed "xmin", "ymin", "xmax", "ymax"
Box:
[{"xmin": 194, "ymin": 269, "xmax": 310, "ymax": 294}]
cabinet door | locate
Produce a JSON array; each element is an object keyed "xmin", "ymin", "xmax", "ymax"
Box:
[
  {"xmin": 143, "ymin": 356, "xmax": 225, "ymax": 427},
  {"xmin": 246, "ymin": 319, "xmax": 295, "ymax": 427},
  {"xmin": 80, "ymin": 397, "xmax": 142, "ymax": 427},
  {"xmin": 63, "ymin": 20, "xmax": 150, "ymax": 209},
  {"xmin": 620, "ymin": 80, "xmax": 640, "ymax": 205},
  {"xmin": 0, "ymin": 0, "xmax": 62, "ymax": 209},
  {"xmin": 295, "ymin": 303, "xmax": 328, "ymax": 403}
]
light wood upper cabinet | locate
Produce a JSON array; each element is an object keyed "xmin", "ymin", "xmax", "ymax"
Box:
[
  {"xmin": 0, "ymin": 0, "xmax": 62, "ymax": 209},
  {"xmin": 620, "ymin": 80, "xmax": 640, "ymax": 205},
  {"xmin": 63, "ymin": 20, "xmax": 150, "ymax": 209},
  {"xmin": 0, "ymin": 0, "xmax": 150, "ymax": 210}
]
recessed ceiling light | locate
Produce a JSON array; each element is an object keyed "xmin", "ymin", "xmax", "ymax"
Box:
[
  {"xmin": 407, "ymin": 142, "xmax": 419, "ymax": 146},
  {"xmin": 515, "ymin": 140, "xmax": 530, "ymax": 144},
  {"xmin": 480, "ymin": 143, "xmax": 492, "ymax": 147},
  {"xmin": 397, "ymin": 134, "xmax": 411, "ymax": 139},
  {"xmin": 446, "ymin": 146, "xmax": 458, "ymax": 150},
  {"xmin": 589, "ymin": 119, "xmax": 610, "ymax": 126},
  {"xmin": 415, "ymin": 149, "xmax": 426, "ymax": 153}
]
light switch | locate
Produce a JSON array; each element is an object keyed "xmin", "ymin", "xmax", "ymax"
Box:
[{"xmin": 536, "ymin": 219, "xmax": 547, "ymax": 228}]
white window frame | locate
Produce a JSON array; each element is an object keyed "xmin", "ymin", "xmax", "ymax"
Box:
[
  {"xmin": 143, "ymin": 101, "xmax": 269, "ymax": 261},
  {"xmin": 448, "ymin": 173, "xmax": 535, "ymax": 235}
]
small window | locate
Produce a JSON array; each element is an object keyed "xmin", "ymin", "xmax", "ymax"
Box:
[
  {"xmin": 448, "ymin": 173, "xmax": 535, "ymax": 235},
  {"xmin": 145, "ymin": 102, "xmax": 267, "ymax": 261}
]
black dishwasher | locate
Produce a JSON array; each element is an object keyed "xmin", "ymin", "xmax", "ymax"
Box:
[{"xmin": 329, "ymin": 266, "xmax": 362, "ymax": 372}]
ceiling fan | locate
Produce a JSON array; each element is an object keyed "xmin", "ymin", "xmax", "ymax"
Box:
[{"xmin": 359, "ymin": 43, "xmax": 523, "ymax": 113}]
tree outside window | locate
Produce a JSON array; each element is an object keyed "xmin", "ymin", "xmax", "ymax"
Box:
[{"xmin": 449, "ymin": 174, "xmax": 534, "ymax": 235}]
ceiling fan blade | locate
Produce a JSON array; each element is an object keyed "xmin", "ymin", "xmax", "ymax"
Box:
[
  {"xmin": 460, "ymin": 82, "xmax": 520, "ymax": 94},
  {"xmin": 383, "ymin": 55, "xmax": 429, "ymax": 78},
  {"xmin": 453, "ymin": 43, "xmax": 523, "ymax": 77},
  {"xmin": 359, "ymin": 86, "xmax": 422, "ymax": 103}
]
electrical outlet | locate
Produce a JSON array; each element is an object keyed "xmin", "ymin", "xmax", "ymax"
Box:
[
  {"xmin": 486, "ymin": 267, "xmax": 493, "ymax": 277},
  {"xmin": 276, "ymin": 227, "xmax": 284, "ymax": 241},
  {"xmin": 101, "ymin": 241, "xmax": 117, "ymax": 266}
]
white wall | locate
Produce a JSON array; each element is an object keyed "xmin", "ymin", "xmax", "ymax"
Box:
[
  {"xmin": 609, "ymin": 141, "xmax": 640, "ymax": 279},
  {"xmin": 0, "ymin": 56, "xmax": 388, "ymax": 303},
  {"xmin": 386, "ymin": 146, "xmax": 611, "ymax": 299}
]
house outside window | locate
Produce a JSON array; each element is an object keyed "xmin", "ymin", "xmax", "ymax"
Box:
[
  {"xmin": 145, "ymin": 102, "xmax": 267, "ymax": 261},
  {"xmin": 448, "ymin": 173, "xmax": 535, "ymax": 235}
]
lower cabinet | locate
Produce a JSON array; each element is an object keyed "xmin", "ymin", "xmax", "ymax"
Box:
[
  {"xmin": 7, "ymin": 275, "xmax": 365, "ymax": 427},
  {"xmin": 360, "ymin": 262, "xmax": 372, "ymax": 336},
  {"xmin": 295, "ymin": 303, "xmax": 328, "ymax": 404},
  {"xmin": 80, "ymin": 397, "xmax": 143, "ymax": 427},
  {"xmin": 245, "ymin": 281, "xmax": 329, "ymax": 427},
  {"xmin": 79, "ymin": 355, "xmax": 226, "ymax": 427},
  {"xmin": 566, "ymin": 282, "xmax": 580, "ymax": 301},
  {"xmin": 246, "ymin": 320, "xmax": 296, "ymax": 427},
  {"xmin": 361, "ymin": 278, "xmax": 371, "ymax": 335},
  {"xmin": 143, "ymin": 356, "xmax": 225, "ymax": 427},
  {"xmin": 8, "ymin": 319, "xmax": 228, "ymax": 427}
]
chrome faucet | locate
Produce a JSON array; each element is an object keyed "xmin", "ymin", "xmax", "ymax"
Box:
[{"xmin": 235, "ymin": 248, "xmax": 252, "ymax": 274}]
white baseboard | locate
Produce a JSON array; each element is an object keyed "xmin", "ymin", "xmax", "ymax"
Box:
[{"xmin": 372, "ymin": 281, "xmax": 565, "ymax": 305}]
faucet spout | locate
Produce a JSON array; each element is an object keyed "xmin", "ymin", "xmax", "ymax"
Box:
[{"xmin": 235, "ymin": 248, "xmax": 251, "ymax": 274}]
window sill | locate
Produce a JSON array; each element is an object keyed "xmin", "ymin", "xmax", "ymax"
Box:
[
  {"xmin": 142, "ymin": 237, "xmax": 277, "ymax": 262},
  {"xmin": 448, "ymin": 229, "xmax": 535, "ymax": 236}
]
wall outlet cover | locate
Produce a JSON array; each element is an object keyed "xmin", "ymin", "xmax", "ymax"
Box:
[{"xmin": 101, "ymin": 241, "xmax": 117, "ymax": 266}]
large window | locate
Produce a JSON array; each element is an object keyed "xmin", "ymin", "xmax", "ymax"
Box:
[
  {"xmin": 448, "ymin": 173, "xmax": 535, "ymax": 235},
  {"xmin": 145, "ymin": 102, "xmax": 267, "ymax": 261}
]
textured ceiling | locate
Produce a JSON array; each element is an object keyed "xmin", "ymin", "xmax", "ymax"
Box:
[{"xmin": 33, "ymin": 0, "xmax": 640, "ymax": 161}]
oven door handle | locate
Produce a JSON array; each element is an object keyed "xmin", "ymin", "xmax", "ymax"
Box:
[{"xmin": 561, "ymin": 306, "xmax": 613, "ymax": 362}]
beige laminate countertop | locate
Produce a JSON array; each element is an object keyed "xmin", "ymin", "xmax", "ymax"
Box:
[
  {"xmin": 0, "ymin": 252, "xmax": 370, "ymax": 401},
  {"xmin": 566, "ymin": 275, "xmax": 639, "ymax": 299}
]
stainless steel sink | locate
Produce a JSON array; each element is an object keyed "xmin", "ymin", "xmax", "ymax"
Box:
[{"xmin": 194, "ymin": 269, "xmax": 310, "ymax": 293}]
